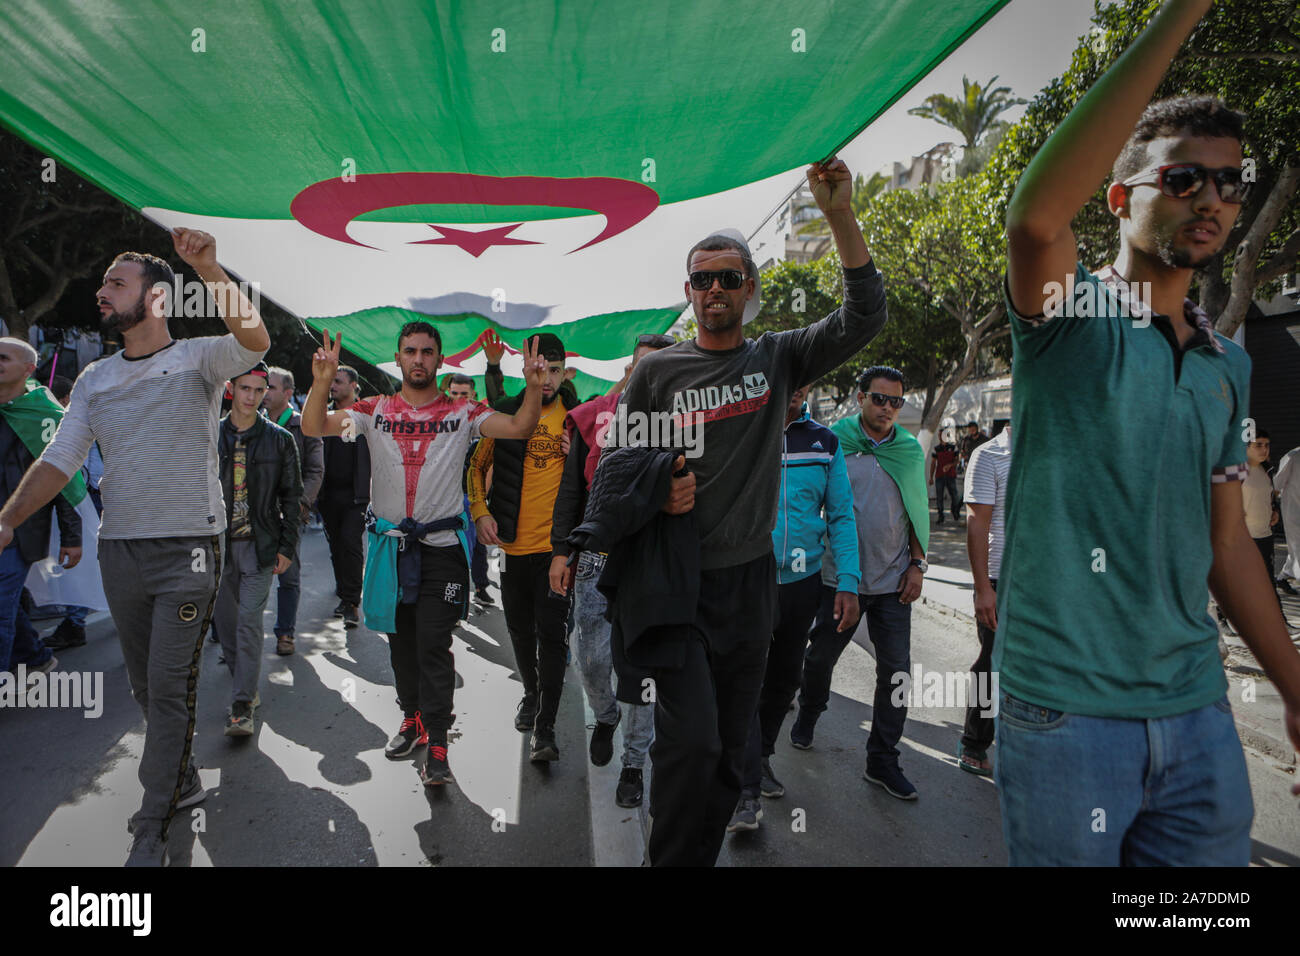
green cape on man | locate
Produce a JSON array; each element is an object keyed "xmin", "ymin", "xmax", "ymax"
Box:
[
  {"xmin": 830, "ymin": 415, "xmax": 929, "ymax": 552},
  {"xmin": 0, "ymin": 380, "xmax": 87, "ymax": 506}
]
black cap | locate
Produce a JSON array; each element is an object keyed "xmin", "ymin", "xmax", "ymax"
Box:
[
  {"xmin": 234, "ymin": 361, "xmax": 270, "ymax": 381},
  {"xmin": 526, "ymin": 332, "xmax": 565, "ymax": 362}
]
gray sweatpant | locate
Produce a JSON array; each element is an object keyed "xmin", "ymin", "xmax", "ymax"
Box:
[
  {"xmin": 99, "ymin": 535, "xmax": 222, "ymax": 839},
  {"xmin": 213, "ymin": 538, "xmax": 274, "ymax": 706}
]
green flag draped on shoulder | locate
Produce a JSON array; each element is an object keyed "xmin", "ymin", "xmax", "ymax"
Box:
[
  {"xmin": 0, "ymin": 381, "xmax": 88, "ymax": 507},
  {"xmin": 831, "ymin": 416, "xmax": 929, "ymax": 552}
]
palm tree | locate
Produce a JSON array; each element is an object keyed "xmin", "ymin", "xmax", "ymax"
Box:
[{"xmin": 907, "ymin": 75, "xmax": 1025, "ymax": 150}]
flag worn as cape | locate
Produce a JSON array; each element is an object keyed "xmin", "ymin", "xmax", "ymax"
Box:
[
  {"xmin": 831, "ymin": 416, "xmax": 929, "ymax": 552},
  {"xmin": 0, "ymin": 381, "xmax": 87, "ymax": 506}
]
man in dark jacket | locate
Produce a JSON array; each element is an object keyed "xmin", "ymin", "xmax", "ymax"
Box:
[
  {"xmin": 214, "ymin": 363, "xmax": 302, "ymax": 736},
  {"xmin": 263, "ymin": 366, "xmax": 323, "ymax": 654},
  {"xmin": 0, "ymin": 337, "xmax": 81, "ymax": 675},
  {"xmin": 469, "ymin": 332, "xmax": 579, "ymax": 761},
  {"xmin": 319, "ymin": 364, "xmax": 370, "ymax": 628}
]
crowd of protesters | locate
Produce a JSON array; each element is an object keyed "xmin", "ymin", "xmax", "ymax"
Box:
[{"xmin": 2, "ymin": 0, "xmax": 1299, "ymax": 870}]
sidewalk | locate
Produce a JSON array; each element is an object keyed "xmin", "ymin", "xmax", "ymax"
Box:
[{"xmin": 920, "ymin": 520, "xmax": 1299, "ymax": 767}]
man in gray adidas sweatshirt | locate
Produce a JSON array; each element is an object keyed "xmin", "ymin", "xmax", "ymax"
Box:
[{"xmin": 618, "ymin": 158, "xmax": 887, "ymax": 866}]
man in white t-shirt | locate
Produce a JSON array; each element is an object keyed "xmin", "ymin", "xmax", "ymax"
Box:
[
  {"xmin": 0, "ymin": 228, "xmax": 270, "ymax": 866},
  {"xmin": 960, "ymin": 422, "xmax": 1011, "ymax": 776},
  {"xmin": 302, "ymin": 322, "xmax": 546, "ymax": 787}
]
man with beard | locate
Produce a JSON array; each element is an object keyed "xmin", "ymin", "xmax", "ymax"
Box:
[
  {"xmin": 0, "ymin": 228, "xmax": 270, "ymax": 865},
  {"xmin": 999, "ymin": 0, "xmax": 1300, "ymax": 865},
  {"xmin": 615, "ymin": 158, "xmax": 888, "ymax": 866},
  {"xmin": 468, "ymin": 332, "xmax": 578, "ymax": 762},
  {"xmin": 303, "ymin": 322, "xmax": 546, "ymax": 787}
]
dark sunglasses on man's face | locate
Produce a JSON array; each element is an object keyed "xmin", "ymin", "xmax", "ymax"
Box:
[
  {"xmin": 689, "ymin": 269, "xmax": 748, "ymax": 291},
  {"xmin": 636, "ymin": 333, "xmax": 676, "ymax": 349},
  {"xmin": 867, "ymin": 392, "xmax": 905, "ymax": 409},
  {"xmin": 1123, "ymin": 163, "xmax": 1250, "ymax": 204}
]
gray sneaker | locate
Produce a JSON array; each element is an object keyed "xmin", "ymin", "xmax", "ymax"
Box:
[
  {"xmin": 125, "ymin": 828, "xmax": 168, "ymax": 867},
  {"xmin": 176, "ymin": 770, "xmax": 207, "ymax": 810},
  {"xmin": 760, "ymin": 757, "xmax": 785, "ymax": 798},
  {"xmin": 225, "ymin": 700, "xmax": 254, "ymax": 737},
  {"xmin": 726, "ymin": 797, "xmax": 763, "ymax": 833}
]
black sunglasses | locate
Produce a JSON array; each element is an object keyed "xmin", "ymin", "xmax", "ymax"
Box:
[
  {"xmin": 689, "ymin": 269, "xmax": 749, "ymax": 291},
  {"xmin": 1123, "ymin": 163, "xmax": 1250, "ymax": 204},
  {"xmin": 867, "ymin": 392, "xmax": 905, "ymax": 409}
]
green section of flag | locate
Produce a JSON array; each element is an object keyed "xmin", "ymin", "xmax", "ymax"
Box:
[
  {"xmin": 310, "ymin": 304, "xmax": 681, "ymax": 395},
  {"xmin": 0, "ymin": 0, "xmax": 1008, "ymax": 222}
]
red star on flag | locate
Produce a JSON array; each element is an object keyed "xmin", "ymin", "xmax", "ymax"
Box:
[{"xmin": 413, "ymin": 223, "xmax": 539, "ymax": 257}]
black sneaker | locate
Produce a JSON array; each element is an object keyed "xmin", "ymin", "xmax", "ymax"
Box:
[
  {"xmin": 475, "ymin": 589, "xmax": 495, "ymax": 606},
  {"xmin": 530, "ymin": 726, "xmax": 559, "ymax": 762},
  {"xmin": 726, "ymin": 797, "xmax": 763, "ymax": 832},
  {"xmin": 341, "ymin": 603, "xmax": 360, "ymax": 629},
  {"xmin": 789, "ymin": 709, "xmax": 817, "ymax": 750},
  {"xmin": 420, "ymin": 744, "xmax": 452, "ymax": 786},
  {"xmin": 514, "ymin": 695, "xmax": 537, "ymax": 732},
  {"xmin": 332, "ymin": 600, "xmax": 347, "ymax": 618},
  {"xmin": 385, "ymin": 712, "xmax": 427, "ymax": 758},
  {"xmin": 760, "ymin": 757, "xmax": 785, "ymax": 798},
  {"xmin": 45, "ymin": 620, "xmax": 86, "ymax": 651},
  {"xmin": 589, "ymin": 711, "xmax": 620, "ymax": 767},
  {"xmin": 863, "ymin": 764, "xmax": 918, "ymax": 801},
  {"xmin": 615, "ymin": 767, "xmax": 643, "ymax": 808}
]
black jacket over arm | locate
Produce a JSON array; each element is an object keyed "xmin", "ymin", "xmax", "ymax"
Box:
[
  {"xmin": 567, "ymin": 445, "xmax": 700, "ymax": 701},
  {"xmin": 0, "ymin": 418, "xmax": 80, "ymax": 565},
  {"xmin": 550, "ymin": 426, "xmax": 589, "ymax": 557}
]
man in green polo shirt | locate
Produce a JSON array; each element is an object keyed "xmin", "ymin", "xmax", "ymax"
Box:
[{"xmin": 999, "ymin": 0, "xmax": 1300, "ymax": 866}]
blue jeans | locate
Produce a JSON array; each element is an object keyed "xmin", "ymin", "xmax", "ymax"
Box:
[
  {"xmin": 995, "ymin": 689, "xmax": 1254, "ymax": 866},
  {"xmin": 573, "ymin": 551, "xmax": 654, "ymax": 768},
  {"xmin": 0, "ymin": 548, "xmax": 52, "ymax": 671},
  {"xmin": 273, "ymin": 540, "xmax": 301, "ymax": 636}
]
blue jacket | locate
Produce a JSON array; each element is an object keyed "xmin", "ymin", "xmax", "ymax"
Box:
[{"xmin": 773, "ymin": 406, "xmax": 860, "ymax": 590}]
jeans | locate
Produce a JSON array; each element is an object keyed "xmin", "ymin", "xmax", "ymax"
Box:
[
  {"xmin": 0, "ymin": 547, "xmax": 51, "ymax": 671},
  {"xmin": 573, "ymin": 551, "xmax": 654, "ymax": 768},
  {"xmin": 213, "ymin": 538, "xmax": 275, "ymax": 705},
  {"xmin": 799, "ymin": 585, "xmax": 912, "ymax": 770},
  {"xmin": 934, "ymin": 476, "xmax": 960, "ymax": 522},
  {"xmin": 741, "ymin": 572, "xmax": 823, "ymax": 797},
  {"xmin": 961, "ymin": 578, "xmax": 997, "ymax": 753},
  {"xmin": 272, "ymin": 538, "xmax": 302, "ymax": 636},
  {"xmin": 501, "ymin": 551, "xmax": 570, "ymax": 731},
  {"xmin": 995, "ymin": 690, "xmax": 1253, "ymax": 865}
]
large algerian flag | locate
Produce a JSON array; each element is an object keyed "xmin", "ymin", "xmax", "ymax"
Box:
[{"xmin": 0, "ymin": 1, "xmax": 1006, "ymax": 394}]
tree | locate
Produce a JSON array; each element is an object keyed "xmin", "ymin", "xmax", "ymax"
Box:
[
  {"xmin": 908, "ymin": 75, "xmax": 1026, "ymax": 151},
  {"xmin": 795, "ymin": 171, "xmax": 889, "ymax": 259},
  {"xmin": 985, "ymin": 0, "xmax": 1300, "ymax": 337}
]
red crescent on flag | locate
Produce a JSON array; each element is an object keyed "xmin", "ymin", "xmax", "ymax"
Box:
[{"xmin": 290, "ymin": 172, "xmax": 659, "ymax": 253}]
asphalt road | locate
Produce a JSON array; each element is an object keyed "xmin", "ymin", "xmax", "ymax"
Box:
[{"xmin": 3, "ymin": 527, "xmax": 1297, "ymax": 867}]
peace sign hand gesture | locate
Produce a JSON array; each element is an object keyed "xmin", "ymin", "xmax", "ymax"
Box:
[
  {"xmin": 520, "ymin": 336, "xmax": 547, "ymax": 389},
  {"xmin": 313, "ymin": 329, "xmax": 342, "ymax": 385}
]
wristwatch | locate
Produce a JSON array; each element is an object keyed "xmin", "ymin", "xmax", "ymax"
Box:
[{"xmin": 910, "ymin": 558, "xmax": 928, "ymax": 573}]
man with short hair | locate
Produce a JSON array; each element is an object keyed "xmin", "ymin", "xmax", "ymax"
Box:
[
  {"xmin": 958, "ymin": 421, "xmax": 989, "ymax": 472},
  {"xmin": 303, "ymin": 322, "xmax": 546, "ymax": 787},
  {"xmin": 444, "ymin": 372, "xmax": 493, "ymax": 604},
  {"xmin": 614, "ymin": 159, "xmax": 888, "ymax": 866},
  {"xmin": 549, "ymin": 331, "xmax": 674, "ymax": 806},
  {"xmin": 959, "ymin": 419, "xmax": 1011, "ymax": 776},
  {"xmin": 795, "ymin": 365, "xmax": 929, "ymax": 800},
  {"xmin": 319, "ymin": 363, "xmax": 369, "ymax": 628},
  {"xmin": 0, "ymin": 337, "xmax": 81, "ymax": 676},
  {"xmin": 1000, "ymin": 0, "xmax": 1300, "ymax": 864},
  {"xmin": 469, "ymin": 332, "xmax": 578, "ymax": 761},
  {"xmin": 262, "ymin": 366, "xmax": 322, "ymax": 654},
  {"xmin": 215, "ymin": 363, "xmax": 301, "ymax": 734},
  {"xmin": 0, "ymin": 228, "xmax": 270, "ymax": 865}
]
